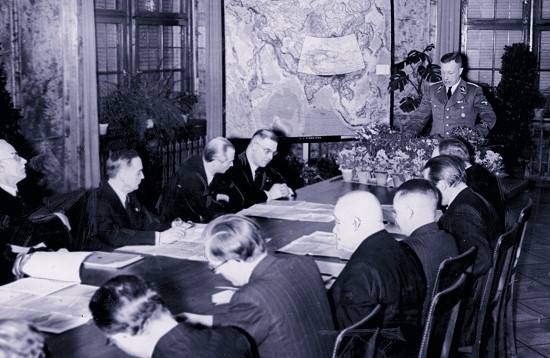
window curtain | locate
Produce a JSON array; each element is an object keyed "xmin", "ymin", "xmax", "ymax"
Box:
[
  {"xmin": 206, "ymin": 0, "xmax": 224, "ymax": 138},
  {"xmin": 436, "ymin": 0, "xmax": 462, "ymax": 60}
]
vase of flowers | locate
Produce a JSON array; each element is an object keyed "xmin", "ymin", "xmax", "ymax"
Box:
[
  {"xmin": 336, "ymin": 147, "xmax": 357, "ymax": 182},
  {"xmin": 374, "ymin": 149, "xmax": 391, "ymax": 186}
]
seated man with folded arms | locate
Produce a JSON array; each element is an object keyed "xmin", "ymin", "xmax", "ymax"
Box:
[
  {"xmin": 86, "ymin": 149, "xmax": 186, "ymax": 251},
  {"xmin": 157, "ymin": 137, "xmax": 241, "ymax": 223},
  {"xmin": 0, "ymin": 319, "xmax": 48, "ymax": 358},
  {"xmin": 89, "ymin": 275, "xmax": 252, "ymax": 358},
  {"xmin": 423, "ymin": 155, "xmax": 502, "ymax": 350},
  {"xmin": 226, "ymin": 129, "xmax": 293, "ymax": 209},
  {"xmin": 433, "ymin": 137, "xmax": 504, "ymax": 223},
  {"xmin": 392, "ymin": 179, "xmax": 458, "ymax": 324},
  {"xmin": 329, "ymin": 191, "xmax": 426, "ymax": 356},
  {"xmin": 183, "ymin": 214, "xmax": 334, "ymax": 358}
]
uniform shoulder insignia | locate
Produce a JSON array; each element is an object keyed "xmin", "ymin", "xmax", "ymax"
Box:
[
  {"xmin": 460, "ymin": 85, "xmax": 466, "ymax": 93},
  {"xmin": 435, "ymin": 84, "xmax": 443, "ymax": 92},
  {"xmin": 466, "ymin": 81, "xmax": 479, "ymax": 88}
]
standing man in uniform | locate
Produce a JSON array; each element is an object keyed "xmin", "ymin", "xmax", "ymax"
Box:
[{"xmin": 403, "ymin": 52, "xmax": 496, "ymax": 137}]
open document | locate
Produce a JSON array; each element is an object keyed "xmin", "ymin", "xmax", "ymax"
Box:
[
  {"xmin": 276, "ymin": 231, "xmax": 351, "ymax": 260},
  {"xmin": 239, "ymin": 201, "xmax": 335, "ymax": 222},
  {"xmin": 116, "ymin": 223, "xmax": 208, "ymax": 261},
  {"xmin": 0, "ymin": 278, "xmax": 97, "ymax": 334}
]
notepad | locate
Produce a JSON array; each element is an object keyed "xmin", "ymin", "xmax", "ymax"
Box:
[{"xmin": 83, "ymin": 252, "xmax": 143, "ymax": 269}]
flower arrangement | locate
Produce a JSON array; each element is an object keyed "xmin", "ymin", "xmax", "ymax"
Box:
[
  {"xmin": 475, "ymin": 148, "xmax": 506, "ymax": 177},
  {"xmin": 374, "ymin": 149, "xmax": 392, "ymax": 173},
  {"xmin": 336, "ymin": 147, "xmax": 357, "ymax": 170},
  {"xmin": 450, "ymin": 126, "xmax": 487, "ymax": 147}
]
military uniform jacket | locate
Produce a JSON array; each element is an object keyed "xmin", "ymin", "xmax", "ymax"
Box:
[{"xmin": 405, "ymin": 78, "xmax": 496, "ymax": 137}]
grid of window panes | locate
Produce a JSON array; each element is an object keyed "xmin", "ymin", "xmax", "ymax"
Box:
[
  {"xmin": 94, "ymin": 0, "xmax": 191, "ymax": 98},
  {"xmin": 462, "ymin": 0, "xmax": 527, "ymax": 87},
  {"xmin": 537, "ymin": 0, "xmax": 550, "ymax": 91}
]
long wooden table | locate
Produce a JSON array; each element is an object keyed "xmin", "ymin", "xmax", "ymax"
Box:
[{"xmin": 45, "ymin": 179, "xmax": 396, "ymax": 357}]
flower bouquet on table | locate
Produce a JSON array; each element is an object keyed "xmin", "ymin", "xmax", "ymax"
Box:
[
  {"xmin": 450, "ymin": 126, "xmax": 487, "ymax": 148},
  {"xmin": 475, "ymin": 147, "xmax": 507, "ymax": 177},
  {"xmin": 354, "ymin": 145, "xmax": 375, "ymax": 184},
  {"xmin": 336, "ymin": 146, "xmax": 357, "ymax": 181},
  {"xmin": 373, "ymin": 149, "xmax": 392, "ymax": 185},
  {"xmin": 388, "ymin": 149, "xmax": 410, "ymax": 187}
]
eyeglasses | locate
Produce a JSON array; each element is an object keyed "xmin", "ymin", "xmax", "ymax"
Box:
[
  {"xmin": 208, "ymin": 258, "xmax": 240, "ymax": 273},
  {"xmin": 254, "ymin": 141, "xmax": 277, "ymax": 156},
  {"xmin": 0, "ymin": 152, "xmax": 22, "ymax": 162}
]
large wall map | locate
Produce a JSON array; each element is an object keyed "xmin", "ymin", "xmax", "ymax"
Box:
[{"xmin": 224, "ymin": 0, "xmax": 392, "ymax": 138}]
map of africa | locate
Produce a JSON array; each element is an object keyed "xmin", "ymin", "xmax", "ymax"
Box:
[{"xmin": 224, "ymin": 0, "xmax": 391, "ymax": 138}]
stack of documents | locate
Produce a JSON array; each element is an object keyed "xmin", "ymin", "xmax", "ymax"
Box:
[
  {"xmin": 0, "ymin": 278, "xmax": 97, "ymax": 333},
  {"xmin": 276, "ymin": 231, "xmax": 351, "ymax": 260},
  {"xmin": 239, "ymin": 201, "xmax": 335, "ymax": 222}
]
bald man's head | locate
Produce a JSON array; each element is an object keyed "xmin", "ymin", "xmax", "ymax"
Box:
[{"xmin": 333, "ymin": 191, "xmax": 385, "ymax": 252}]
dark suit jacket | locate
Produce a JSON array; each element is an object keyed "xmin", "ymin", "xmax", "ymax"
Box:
[
  {"xmin": 226, "ymin": 151, "xmax": 288, "ymax": 209},
  {"xmin": 157, "ymin": 156, "xmax": 240, "ymax": 223},
  {"xmin": 329, "ymin": 230, "xmax": 425, "ymax": 352},
  {"xmin": 85, "ymin": 181, "xmax": 169, "ymax": 251},
  {"xmin": 402, "ymin": 222, "xmax": 458, "ymax": 324},
  {"xmin": 438, "ymin": 187, "xmax": 502, "ymax": 278},
  {"xmin": 0, "ymin": 245, "xmax": 17, "ymax": 285},
  {"xmin": 213, "ymin": 255, "xmax": 334, "ymax": 358},
  {"xmin": 153, "ymin": 323, "xmax": 253, "ymax": 358},
  {"xmin": 466, "ymin": 164, "xmax": 504, "ymax": 223}
]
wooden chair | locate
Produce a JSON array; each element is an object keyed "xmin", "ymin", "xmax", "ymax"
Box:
[
  {"xmin": 501, "ymin": 198, "xmax": 533, "ymax": 357},
  {"xmin": 418, "ymin": 246, "xmax": 477, "ymax": 358},
  {"xmin": 331, "ymin": 304, "xmax": 382, "ymax": 358},
  {"xmin": 472, "ymin": 224, "xmax": 520, "ymax": 357}
]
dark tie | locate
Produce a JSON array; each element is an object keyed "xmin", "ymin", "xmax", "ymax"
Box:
[
  {"xmin": 447, "ymin": 87, "xmax": 452, "ymax": 99},
  {"xmin": 254, "ymin": 167, "xmax": 264, "ymax": 189}
]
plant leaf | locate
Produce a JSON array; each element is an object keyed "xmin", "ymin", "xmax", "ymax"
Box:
[
  {"xmin": 399, "ymin": 96, "xmax": 422, "ymax": 113},
  {"xmin": 388, "ymin": 71, "xmax": 409, "ymax": 92},
  {"xmin": 418, "ymin": 64, "xmax": 441, "ymax": 82}
]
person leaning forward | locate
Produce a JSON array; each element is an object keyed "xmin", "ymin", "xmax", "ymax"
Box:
[{"xmin": 403, "ymin": 52, "xmax": 496, "ymax": 137}]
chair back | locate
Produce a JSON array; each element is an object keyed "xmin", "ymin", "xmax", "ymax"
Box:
[
  {"xmin": 418, "ymin": 272, "xmax": 469, "ymax": 358},
  {"xmin": 473, "ymin": 224, "xmax": 520, "ymax": 357},
  {"xmin": 513, "ymin": 198, "xmax": 533, "ymax": 266},
  {"xmin": 331, "ymin": 304, "xmax": 382, "ymax": 358},
  {"xmin": 418, "ymin": 247, "xmax": 477, "ymax": 358}
]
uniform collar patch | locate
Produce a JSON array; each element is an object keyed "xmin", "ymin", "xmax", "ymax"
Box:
[
  {"xmin": 460, "ymin": 85, "xmax": 466, "ymax": 93},
  {"xmin": 437, "ymin": 85, "xmax": 443, "ymax": 92}
]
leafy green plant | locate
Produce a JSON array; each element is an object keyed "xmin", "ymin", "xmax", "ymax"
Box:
[
  {"xmin": 388, "ymin": 44, "xmax": 442, "ymax": 113},
  {"xmin": 98, "ymin": 71, "xmax": 198, "ymax": 140}
]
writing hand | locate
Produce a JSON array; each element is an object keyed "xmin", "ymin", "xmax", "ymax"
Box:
[{"xmin": 159, "ymin": 227, "xmax": 187, "ymax": 244}]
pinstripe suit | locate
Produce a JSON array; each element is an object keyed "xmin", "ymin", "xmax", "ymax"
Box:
[{"xmin": 213, "ymin": 255, "xmax": 335, "ymax": 358}]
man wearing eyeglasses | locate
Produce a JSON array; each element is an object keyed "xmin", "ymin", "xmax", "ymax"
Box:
[
  {"xmin": 157, "ymin": 137, "xmax": 242, "ymax": 223},
  {"xmin": 227, "ymin": 129, "xmax": 293, "ymax": 209}
]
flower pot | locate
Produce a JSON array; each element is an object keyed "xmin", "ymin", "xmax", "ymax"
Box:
[
  {"xmin": 391, "ymin": 174, "xmax": 405, "ymax": 188},
  {"xmin": 340, "ymin": 168, "xmax": 353, "ymax": 182},
  {"xmin": 99, "ymin": 123, "xmax": 109, "ymax": 135},
  {"xmin": 356, "ymin": 171, "xmax": 371, "ymax": 184},
  {"xmin": 374, "ymin": 172, "xmax": 389, "ymax": 186}
]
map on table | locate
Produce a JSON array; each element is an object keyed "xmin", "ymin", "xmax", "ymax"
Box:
[
  {"xmin": 224, "ymin": 0, "xmax": 392, "ymax": 137},
  {"xmin": 238, "ymin": 201, "xmax": 335, "ymax": 222}
]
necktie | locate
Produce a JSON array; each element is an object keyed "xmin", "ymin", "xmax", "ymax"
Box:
[
  {"xmin": 254, "ymin": 167, "xmax": 264, "ymax": 189},
  {"xmin": 447, "ymin": 87, "xmax": 452, "ymax": 99}
]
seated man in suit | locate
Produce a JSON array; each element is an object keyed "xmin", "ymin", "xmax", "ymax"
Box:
[
  {"xmin": 433, "ymin": 137, "xmax": 504, "ymax": 223},
  {"xmin": 393, "ymin": 179, "xmax": 458, "ymax": 324},
  {"xmin": 87, "ymin": 149, "xmax": 186, "ymax": 251},
  {"xmin": 423, "ymin": 155, "xmax": 502, "ymax": 349},
  {"xmin": 183, "ymin": 214, "xmax": 334, "ymax": 358},
  {"xmin": 227, "ymin": 129, "xmax": 293, "ymax": 209},
  {"xmin": 89, "ymin": 275, "xmax": 252, "ymax": 358},
  {"xmin": 157, "ymin": 137, "xmax": 241, "ymax": 223},
  {"xmin": 329, "ymin": 191, "xmax": 426, "ymax": 356}
]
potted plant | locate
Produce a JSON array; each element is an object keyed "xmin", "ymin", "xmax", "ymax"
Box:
[
  {"xmin": 336, "ymin": 147, "xmax": 357, "ymax": 181},
  {"xmin": 486, "ymin": 43, "xmax": 540, "ymax": 177},
  {"xmin": 388, "ymin": 44, "xmax": 442, "ymax": 114},
  {"xmin": 98, "ymin": 71, "xmax": 198, "ymax": 141}
]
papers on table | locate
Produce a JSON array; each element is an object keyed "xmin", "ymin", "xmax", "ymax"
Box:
[
  {"xmin": 116, "ymin": 223, "xmax": 208, "ymax": 261},
  {"xmin": 276, "ymin": 231, "xmax": 351, "ymax": 260},
  {"xmin": 0, "ymin": 278, "xmax": 97, "ymax": 334},
  {"xmin": 83, "ymin": 252, "xmax": 143, "ymax": 269},
  {"xmin": 23, "ymin": 251, "xmax": 91, "ymax": 282},
  {"xmin": 239, "ymin": 201, "xmax": 335, "ymax": 222}
]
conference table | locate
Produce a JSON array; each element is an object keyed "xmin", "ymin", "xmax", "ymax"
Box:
[{"xmin": 45, "ymin": 178, "xmax": 397, "ymax": 357}]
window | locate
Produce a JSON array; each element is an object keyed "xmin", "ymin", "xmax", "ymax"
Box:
[
  {"xmin": 94, "ymin": 0, "xmax": 193, "ymax": 99},
  {"xmin": 534, "ymin": 0, "xmax": 550, "ymax": 90}
]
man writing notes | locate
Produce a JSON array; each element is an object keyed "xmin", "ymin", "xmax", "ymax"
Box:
[
  {"xmin": 183, "ymin": 215, "xmax": 334, "ymax": 358},
  {"xmin": 87, "ymin": 149, "xmax": 186, "ymax": 251},
  {"xmin": 329, "ymin": 191, "xmax": 426, "ymax": 356},
  {"xmin": 403, "ymin": 52, "xmax": 496, "ymax": 137},
  {"xmin": 227, "ymin": 129, "xmax": 293, "ymax": 209},
  {"xmin": 157, "ymin": 136, "xmax": 241, "ymax": 223}
]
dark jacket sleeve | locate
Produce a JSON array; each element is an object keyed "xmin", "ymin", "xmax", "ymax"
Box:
[{"xmin": 402, "ymin": 91, "xmax": 433, "ymax": 136}]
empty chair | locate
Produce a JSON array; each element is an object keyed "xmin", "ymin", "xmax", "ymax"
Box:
[
  {"xmin": 418, "ymin": 246, "xmax": 477, "ymax": 358},
  {"xmin": 501, "ymin": 198, "xmax": 533, "ymax": 357},
  {"xmin": 472, "ymin": 224, "xmax": 520, "ymax": 357},
  {"xmin": 332, "ymin": 304, "xmax": 382, "ymax": 358}
]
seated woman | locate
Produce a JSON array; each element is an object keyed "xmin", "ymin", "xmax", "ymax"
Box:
[
  {"xmin": 0, "ymin": 319, "xmax": 48, "ymax": 358},
  {"xmin": 88, "ymin": 275, "xmax": 252, "ymax": 358}
]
